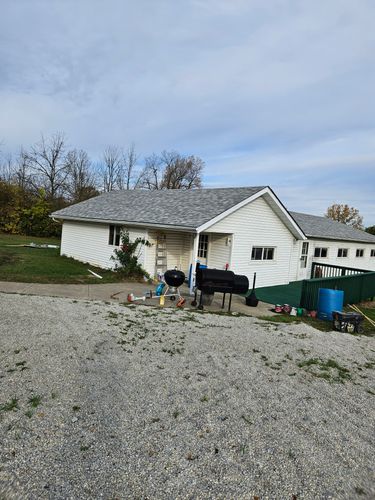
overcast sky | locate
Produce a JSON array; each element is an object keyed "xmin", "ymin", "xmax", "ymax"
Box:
[{"xmin": 1, "ymin": 0, "xmax": 374, "ymax": 225}]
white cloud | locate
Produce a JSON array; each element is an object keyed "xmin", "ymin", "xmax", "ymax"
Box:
[{"xmin": 0, "ymin": 0, "xmax": 374, "ymax": 224}]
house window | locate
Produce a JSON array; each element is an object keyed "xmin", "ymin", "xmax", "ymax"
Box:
[
  {"xmin": 337, "ymin": 248, "xmax": 348, "ymax": 258},
  {"xmin": 109, "ymin": 225, "xmax": 122, "ymax": 246},
  {"xmin": 198, "ymin": 234, "xmax": 208, "ymax": 259},
  {"xmin": 371, "ymin": 249, "xmax": 375, "ymax": 257},
  {"xmin": 251, "ymin": 247, "xmax": 275, "ymax": 261},
  {"xmin": 356, "ymin": 248, "xmax": 364, "ymax": 257},
  {"xmin": 314, "ymin": 247, "xmax": 328, "ymax": 258}
]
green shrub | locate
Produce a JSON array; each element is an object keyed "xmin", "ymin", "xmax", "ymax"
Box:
[{"xmin": 111, "ymin": 231, "xmax": 151, "ymax": 279}]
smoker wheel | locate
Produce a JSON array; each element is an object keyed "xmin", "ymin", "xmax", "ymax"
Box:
[
  {"xmin": 170, "ymin": 296, "xmax": 176, "ymax": 301},
  {"xmin": 191, "ymin": 300, "xmax": 197, "ymax": 306}
]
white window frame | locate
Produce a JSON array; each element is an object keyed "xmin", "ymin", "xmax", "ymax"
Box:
[
  {"xmin": 300, "ymin": 242, "xmax": 309, "ymax": 268},
  {"xmin": 337, "ymin": 248, "xmax": 348, "ymax": 258},
  {"xmin": 251, "ymin": 246, "xmax": 275, "ymax": 261},
  {"xmin": 314, "ymin": 247, "xmax": 328, "ymax": 258},
  {"xmin": 356, "ymin": 248, "xmax": 364, "ymax": 258},
  {"xmin": 198, "ymin": 234, "xmax": 209, "ymax": 259},
  {"xmin": 109, "ymin": 225, "xmax": 122, "ymax": 246}
]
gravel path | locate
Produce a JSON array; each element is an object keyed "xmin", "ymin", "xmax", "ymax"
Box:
[{"xmin": 0, "ymin": 293, "xmax": 374, "ymax": 499}]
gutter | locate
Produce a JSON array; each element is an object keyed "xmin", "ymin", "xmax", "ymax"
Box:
[
  {"xmin": 306, "ymin": 235, "xmax": 375, "ymax": 245},
  {"xmin": 50, "ymin": 214, "xmax": 197, "ymax": 233}
]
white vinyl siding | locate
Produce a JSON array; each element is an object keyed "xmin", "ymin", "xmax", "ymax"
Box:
[
  {"xmin": 205, "ymin": 196, "xmax": 297, "ymax": 287},
  {"xmin": 60, "ymin": 221, "xmax": 147, "ymax": 269}
]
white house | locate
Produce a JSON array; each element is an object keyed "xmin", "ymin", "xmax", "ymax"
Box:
[{"xmin": 52, "ymin": 186, "xmax": 375, "ymax": 288}]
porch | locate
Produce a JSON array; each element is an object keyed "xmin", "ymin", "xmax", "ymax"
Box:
[{"xmin": 145, "ymin": 229, "xmax": 232, "ymax": 282}]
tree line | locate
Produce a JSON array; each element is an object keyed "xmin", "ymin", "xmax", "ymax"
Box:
[{"xmin": 0, "ymin": 132, "xmax": 204, "ymax": 237}]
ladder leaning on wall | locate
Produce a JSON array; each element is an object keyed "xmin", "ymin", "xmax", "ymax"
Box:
[{"xmin": 155, "ymin": 234, "xmax": 167, "ymax": 279}]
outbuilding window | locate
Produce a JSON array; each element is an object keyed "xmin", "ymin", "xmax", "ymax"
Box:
[
  {"xmin": 371, "ymin": 249, "xmax": 375, "ymax": 257},
  {"xmin": 109, "ymin": 225, "xmax": 122, "ymax": 246},
  {"xmin": 337, "ymin": 248, "xmax": 348, "ymax": 258},
  {"xmin": 251, "ymin": 247, "xmax": 275, "ymax": 261},
  {"xmin": 314, "ymin": 247, "xmax": 328, "ymax": 258},
  {"xmin": 356, "ymin": 248, "xmax": 364, "ymax": 257}
]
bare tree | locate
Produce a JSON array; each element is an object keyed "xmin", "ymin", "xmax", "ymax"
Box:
[
  {"xmin": 65, "ymin": 149, "xmax": 98, "ymax": 202},
  {"xmin": 117, "ymin": 143, "xmax": 138, "ymax": 190},
  {"xmin": 100, "ymin": 146, "xmax": 121, "ymax": 192},
  {"xmin": 160, "ymin": 151, "xmax": 203, "ymax": 189},
  {"xmin": 0, "ymin": 153, "xmax": 14, "ymax": 183},
  {"xmin": 14, "ymin": 148, "xmax": 32, "ymax": 191},
  {"xmin": 325, "ymin": 203, "xmax": 364, "ymax": 229},
  {"xmin": 26, "ymin": 133, "xmax": 67, "ymax": 200},
  {"xmin": 137, "ymin": 153, "xmax": 164, "ymax": 190},
  {"xmin": 138, "ymin": 151, "xmax": 204, "ymax": 190}
]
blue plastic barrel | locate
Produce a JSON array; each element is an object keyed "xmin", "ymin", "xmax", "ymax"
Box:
[
  {"xmin": 317, "ymin": 288, "xmax": 344, "ymax": 320},
  {"xmin": 188, "ymin": 262, "xmax": 207, "ymax": 287}
]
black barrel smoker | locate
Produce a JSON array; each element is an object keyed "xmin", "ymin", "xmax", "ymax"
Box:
[{"xmin": 191, "ymin": 263, "xmax": 249, "ymax": 312}]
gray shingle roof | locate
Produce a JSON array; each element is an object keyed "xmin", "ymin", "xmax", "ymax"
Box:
[
  {"xmin": 52, "ymin": 187, "xmax": 266, "ymax": 229},
  {"xmin": 290, "ymin": 211, "xmax": 375, "ymax": 244}
]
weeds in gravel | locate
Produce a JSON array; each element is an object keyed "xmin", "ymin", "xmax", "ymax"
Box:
[
  {"xmin": 239, "ymin": 444, "xmax": 247, "ymax": 455},
  {"xmin": 0, "ymin": 397, "xmax": 19, "ymax": 412},
  {"xmin": 107, "ymin": 311, "xmax": 119, "ymax": 319},
  {"xmin": 200, "ymin": 395, "xmax": 209, "ymax": 402},
  {"xmin": 28, "ymin": 395, "xmax": 42, "ymax": 408},
  {"xmin": 72, "ymin": 405, "xmax": 81, "ymax": 412},
  {"xmin": 298, "ymin": 358, "xmax": 352, "ymax": 383},
  {"xmin": 354, "ymin": 486, "xmax": 366, "ymax": 495},
  {"xmin": 25, "ymin": 409, "xmax": 33, "ymax": 418},
  {"xmin": 241, "ymin": 415, "xmax": 253, "ymax": 425}
]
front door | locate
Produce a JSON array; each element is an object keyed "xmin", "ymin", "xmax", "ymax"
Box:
[
  {"xmin": 197, "ymin": 234, "xmax": 209, "ymax": 266},
  {"xmin": 297, "ymin": 241, "xmax": 309, "ymax": 280}
]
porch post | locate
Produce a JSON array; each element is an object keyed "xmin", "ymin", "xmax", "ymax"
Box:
[{"xmin": 190, "ymin": 232, "xmax": 200, "ymax": 294}]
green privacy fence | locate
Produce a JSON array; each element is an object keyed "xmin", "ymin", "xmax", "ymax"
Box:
[{"xmin": 299, "ymin": 271, "xmax": 375, "ymax": 310}]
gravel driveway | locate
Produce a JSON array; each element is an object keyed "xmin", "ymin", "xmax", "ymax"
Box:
[{"xmin": 0, "ymin": 293, "xmax": 374, "ymax": 499}]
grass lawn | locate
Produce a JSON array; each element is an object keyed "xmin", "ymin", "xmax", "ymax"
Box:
[{"xmin": 0, "ymin": 233, "xmax": 123, "ymax": 284}]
